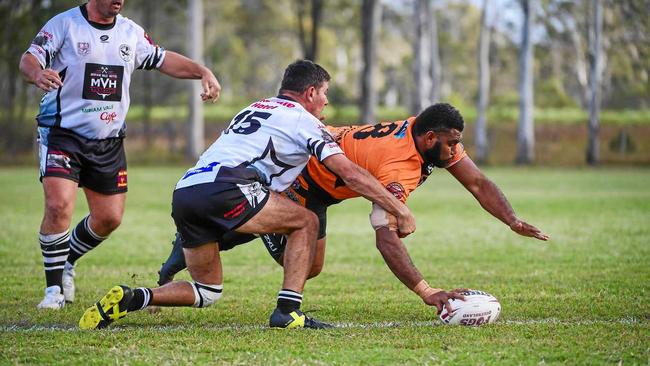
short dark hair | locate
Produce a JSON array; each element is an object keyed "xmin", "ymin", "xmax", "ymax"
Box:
[
  {"xmin": 279, "ymin": 60, "xmax": 331, "ymax": 93},
  {"xmin": 413, "ymin": 103, "xmax": 465, "ymax": 136}
]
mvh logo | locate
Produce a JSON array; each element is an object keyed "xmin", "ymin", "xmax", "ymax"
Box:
[{"xmin": 83, "ymin": 63, "xmax": 123, "ymax": 102}]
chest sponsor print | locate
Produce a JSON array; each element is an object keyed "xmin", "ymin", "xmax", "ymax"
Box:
[{"xmin": 82, "ymin": 63, "xmax": 124, "ymax": 102}]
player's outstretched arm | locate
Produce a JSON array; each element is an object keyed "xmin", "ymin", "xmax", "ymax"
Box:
[
  {"xmin": 322, "ymin": 154, "xmax": 416, "ymax": 236},
  {"xmin": 158, "ymin": 51, "xmax": 221, "ymax": 103},
  {"xmin": 19, "ymin": 53, "xmax": 63, "ymax": 92},
  {"xmin": 447, "ymin": 157, "xmax": 549, "ymax": 241},
  {"xmin": 375, "ymin": 227, "xmax": 465, "ymax": 313}
]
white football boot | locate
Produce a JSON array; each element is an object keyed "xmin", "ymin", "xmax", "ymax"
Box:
[
  {"xmin": 62, "ymin": 262, "xmax": 76, "ymax": 303},
  {"xmin": 37, "ymin": 285, "xmax": 65, "ymax": 310}
]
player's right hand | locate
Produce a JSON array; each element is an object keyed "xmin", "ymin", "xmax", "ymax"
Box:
[
  {"xmin": 423, "ymin": 289, "xmax": 466, "ymax": 314},
  {"xmin": 33, "ymin": 68, "xmax": 63, "ymax": 92},
  {"xmin": 396, "ymin": 208, "xmax": 416, "ymax": 238}
]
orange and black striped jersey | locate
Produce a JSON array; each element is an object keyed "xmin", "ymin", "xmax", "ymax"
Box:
[{"xmin": 298, "ymin": 117, "xmax": 467, "ymax": 203}]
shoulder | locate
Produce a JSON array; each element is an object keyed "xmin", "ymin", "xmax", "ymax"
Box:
[{"xmin": 116, "ymin": 15, "xmax": 144, "ymax": 33}]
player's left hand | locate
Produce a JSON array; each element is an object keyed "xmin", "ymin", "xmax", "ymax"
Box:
[
  {"xmin": 200, "ymin": 69, "xmax": 221, "ymax": 103},
  {"xmin": 422, "ymin": 289, "xmax": 466, "ymax": 315},
  {"xmin": 509, "ymin": 219, "xmax": 549, "ymax": 241}
]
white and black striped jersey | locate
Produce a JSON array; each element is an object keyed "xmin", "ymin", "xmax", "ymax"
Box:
[
  {"xmin": 176, "ymin": 96, "xmax": 344, "ymax": 192},
  {"xmin": 26, "ymin": 4, "xmax": 166, "ymax": 140}
]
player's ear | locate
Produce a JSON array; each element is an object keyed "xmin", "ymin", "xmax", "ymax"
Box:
[
  {"xmin": 305, "ymin": 85, "xmax": 316, "ymax": 102},
  {"xmin": 426, "ymin": 130, "xmax": 437, "ymax": 147}
]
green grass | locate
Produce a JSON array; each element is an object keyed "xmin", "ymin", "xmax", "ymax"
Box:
[{"xmin": 0, "ymin": 167, "xmax": 649, "ymax": 365}]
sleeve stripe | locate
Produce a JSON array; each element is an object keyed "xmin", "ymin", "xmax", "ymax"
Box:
[{"xmin": 137, "ymin": 47, "xmax": 164, "ymax": 70}]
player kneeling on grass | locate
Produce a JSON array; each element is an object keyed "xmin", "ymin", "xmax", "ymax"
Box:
[
  {"xmin": 157, "ymin": 103, "xmax": 549, "ymax": 315},
  {"xmin": 79, "ymin": 60, "xmax": 417, "ymax": 330}
]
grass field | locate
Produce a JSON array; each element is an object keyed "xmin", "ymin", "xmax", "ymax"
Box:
[{"xmin": 0, "ymin": 167, "xmax": 648, "ymax": 365}]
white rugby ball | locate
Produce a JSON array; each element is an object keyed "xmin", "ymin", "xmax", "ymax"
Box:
[{"xmin": 439, "ymin": 289, "xmax": 501, "ymax": 326}]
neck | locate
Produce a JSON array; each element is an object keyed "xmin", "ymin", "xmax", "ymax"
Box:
[
  {"xmin": 278, "ymin": 90, "xmax": 308, "ymax": 109},
  {"xmin": 86, "ymin": 2, "xmax": 115, "ymax": 24}
]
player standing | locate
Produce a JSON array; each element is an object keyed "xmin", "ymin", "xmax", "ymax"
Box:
[
  {"xmin": 20, "ymin": 0, "xmax": 221, "ymax": 309},
  {"xmin": 79, "ymin": 60, "xmax": 416, "ymax": 329}
]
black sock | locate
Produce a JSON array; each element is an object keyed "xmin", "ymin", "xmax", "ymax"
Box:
[
  {"xmin": 277, "ymin": 289, "xmax": 303, "ymax": 313},
  {"xmin": 67, "ymin": 216, "xmax": 107, "ymax": 265},
  {"xmin": 127, "ymin": 288, "xmax": 153, "ymax": 312},
  {"xmin": 40, "ymin": 231, "xmax": 70, "ymax": 289}
]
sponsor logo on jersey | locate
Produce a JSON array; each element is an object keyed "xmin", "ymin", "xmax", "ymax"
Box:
[
  {"xmin": 81, "ymin": 104, "xmax": 114, "ymax": 113},
  {"xmin": 82, "ymin": 63, "xmax": 124, "ymax": 102},
  {"xmin": 100, "ymin": 111, "xmax": 118, "ymax": 124},
  {"xmin": 100, "ymin": 35, "xmax": 109, "ymax": 43},
  {"xmin": 119, "ymin": 44, "xmax": 132, "ymax": 62},
  {"xmin": 32, "ymin": 30, "xmax": 53, "ymax": 47},
  {"xmin": 386, "ymin": 182, "xmax": 406, "ymax": 201},
  {"xmin": 77, "ymin": 42, "xmax": 90, "ymax": 56},
  {"xmin": 117, "ymin": 170, "xmax": 128, "ymax": 188},
  {"xmin": 144, "ymin": 32, "xmax": 154, "ymax": 45}
]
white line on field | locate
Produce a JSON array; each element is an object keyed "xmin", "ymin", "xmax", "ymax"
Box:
[{"xmin": 0, "ymin": 318, "xmax": 645, "ymax": 332}]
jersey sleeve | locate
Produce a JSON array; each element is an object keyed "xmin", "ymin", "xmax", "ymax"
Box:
[
  {"xmin": 296, "ymin": 115, "xmax": 343, "ymax": 162},
  {"xmin": 134, "ymin": 25, "xmax": 166, "ymax": 70},
  {"xmin": 26, "ymin": 15, "xmax": 66, "ymax": 69},
  {"xmin": 444, "ymin": 143, "xmax": 468, "ymax": 168}
]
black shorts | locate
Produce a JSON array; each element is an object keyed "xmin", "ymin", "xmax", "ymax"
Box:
[
  {"xmin": 38, "ymin": 127, "xmax": 127, "ymax": 194},
  {"xmin": 172, "ymin": 167, "xmax": 270, "ymax": 248}
]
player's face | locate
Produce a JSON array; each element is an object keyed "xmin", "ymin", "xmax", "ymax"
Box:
[
  {"xmin": 94, "ymin": 0, "xmax": 124, "ymax": 18},
  {"xmin": 423, "ymin": 129, "xmax": 462, "ymax": 167},
  {"xmin": 304, "ymin": 82, "xmax": 329, "ymax": 121}
]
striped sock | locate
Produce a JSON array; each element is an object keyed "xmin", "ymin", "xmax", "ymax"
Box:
[
  {"xmin": 127, "ymin": 288, "xmax": 154, "ymax": 312},
  {"xmin": 277, "ymin": 288, "xmax": 303, "ymax": 313},
  {"xmin": 39, "ymin": 231, "xmax": 70, "ymax": 288},
  {"xmin": 67, "ymin": 216, "xmax": 107, "ymax": 265}
]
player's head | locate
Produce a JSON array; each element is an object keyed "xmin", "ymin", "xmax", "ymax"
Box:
[
  {"xmin": 413, "ymin": 103, "xmax": 464, "ymax": 167},
  {"xmin": 279, "ymin": 60, "xmax": 330, "ymax": 120},
  {"xmin": 89, "ymin": 0, "xmax": 124, "ymax": 18}
]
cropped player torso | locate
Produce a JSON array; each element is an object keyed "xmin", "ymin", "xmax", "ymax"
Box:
[
  {"xmin": 302, "ymin": 118, "xmax": 424, "ymax": 202},
  {"xmin": 29, "ymin": 5, "xmax": 165, "ymax": 140},
  {"xmin": 176, "ymin": 97, "xmax": 342, "ymax": 192}
]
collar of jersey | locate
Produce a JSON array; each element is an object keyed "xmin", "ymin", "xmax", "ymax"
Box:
[{"xmin": 79, "ymin": 4, "xmax": 117, "ymax": 31}]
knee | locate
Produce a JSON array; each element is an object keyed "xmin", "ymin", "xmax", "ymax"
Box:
[
  {"xmin": 299, "ymin": 211, "xmax": 319, "ymax": 233},
  {"xmin": 44, "ymin": 199, "xmax": 73, "ymax": 224},
  {"xmin": 191, "ymin": 281, "xmax": 223, "ymax": 308},
  {"xmin": 92, "ymin": 212, "xmax": 122, "ymax": 233}
]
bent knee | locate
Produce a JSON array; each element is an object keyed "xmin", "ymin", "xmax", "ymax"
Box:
[
  {"xmin": 191, "ymin": 281, "xmax": 223, "ymax": 308},
  {"xmin": 92, "ymin": 214, "xmax": 122, "ymax": 233}
]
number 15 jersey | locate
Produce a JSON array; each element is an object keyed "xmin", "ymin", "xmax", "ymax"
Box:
[{"xmin": 176, "ymin": 96, "xmax": 343, "ymax": 192}]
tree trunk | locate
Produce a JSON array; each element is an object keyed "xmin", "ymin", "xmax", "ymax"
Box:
[
  {"xmin": 475, "ymin": 0, "xmax": 491, "ymax": 164},
  {"xmin": 586, "ymin": 0, "xmax": 603, "ymax": 165},
  {"xmin": 308, "ymin": 0, "xmax": 322, "ymax": 61},
  {"xmin": 412, "ymin": 0, "xmax": 431, "ymax": 115},
  {"xmin": 187, "ymin": 0, "xmax": 204, "ymax": 161},
  {"xmin": 360, "ymin": 0, "xmax": 381, "ymax": 123},
  {"xmin": 516, "ymin": 0, "xmax": 535, "ymax": 164},
  {"xmin": 429, "ymin": 0, "xmax": 441, "ymax": 104}
]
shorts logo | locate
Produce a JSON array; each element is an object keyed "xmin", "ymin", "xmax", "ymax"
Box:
[
  {"xmin": 82, "ymin": 63, "xmax": 124, "ymax": 101},
  {"xmin": 119, "ymin": 44, "xmax": 132, "ymax": 62},
  {"xmin": 237, "ymin": 181, "xmax": 268, "ymax": 208},
  {"xmin": 77, "ymin": 42, "xmax": 91, "ymax": 56},
  {"xmin": 46, "ymin": 151, "xmax": 71, "ymax": 173},
  {"xmin": 117, "ymin": 170, "xmax": 128, "ymax": 188},
  {"xmin": 224, "ymin": 200, "xmax": 247, "ymax": 220},
  {"xmin": 386, "ymin": 182, "xmax": 406, "ymax": 201}
]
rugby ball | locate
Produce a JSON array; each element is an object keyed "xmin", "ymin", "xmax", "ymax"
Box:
[{"xmin": 439, "ymin": 289, "xmax": 501, "ymax": 326}]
